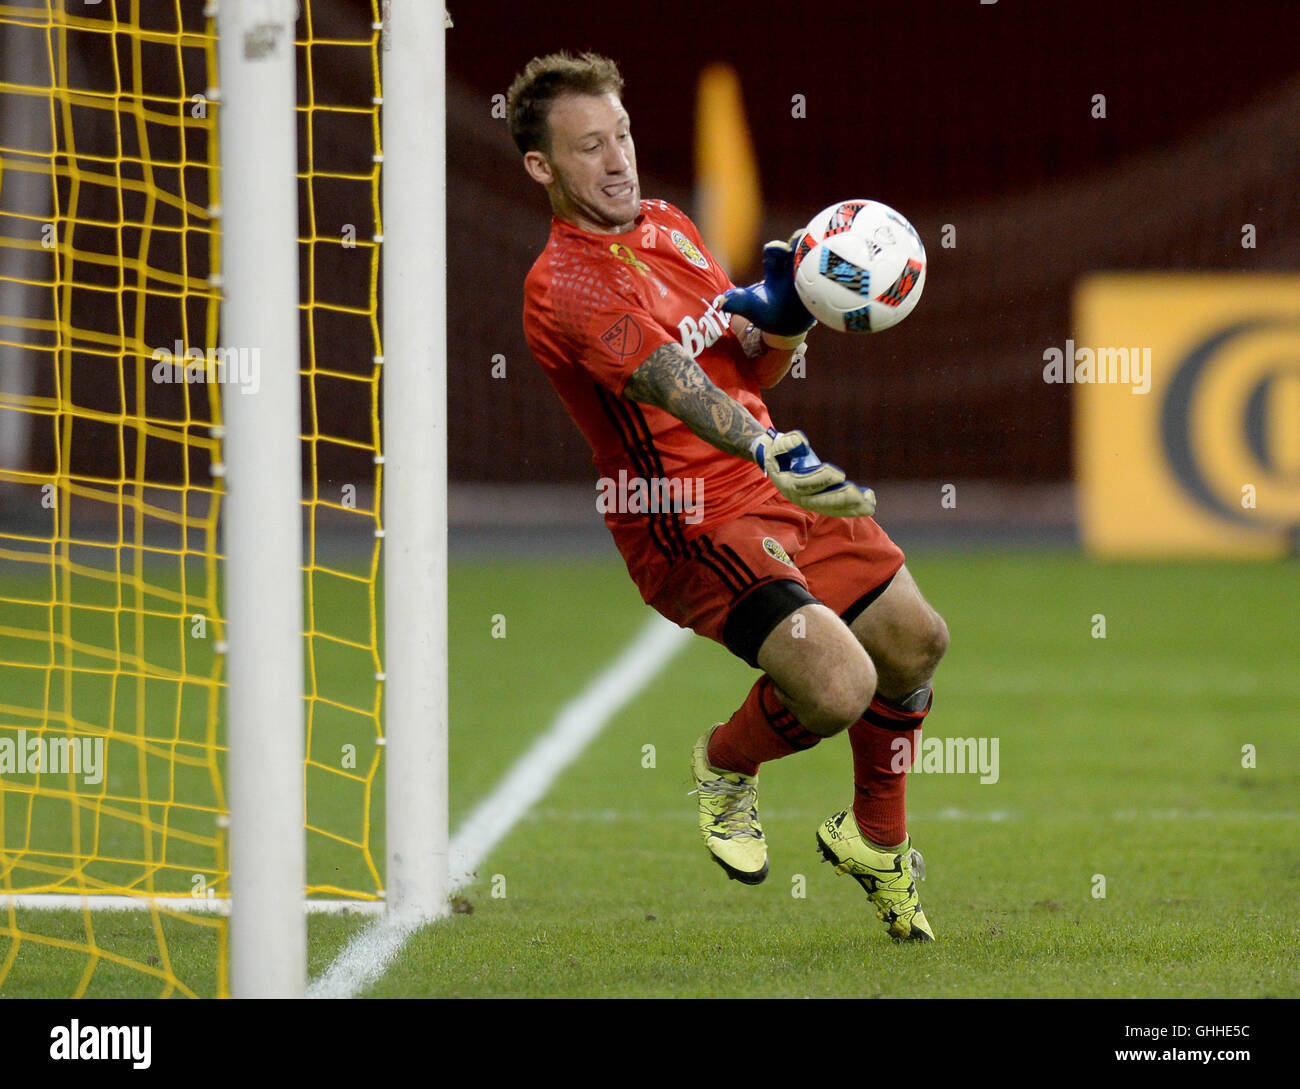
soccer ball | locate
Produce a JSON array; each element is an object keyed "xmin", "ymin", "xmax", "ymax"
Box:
[{"xmin": 792, "ymin": 199, "xmax": 926, "ymax": 333}]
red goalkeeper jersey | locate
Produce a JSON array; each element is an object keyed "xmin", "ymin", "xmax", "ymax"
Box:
[{"xmin": 523, "ymin": 199, "xmax": 780, "ymax": 579}]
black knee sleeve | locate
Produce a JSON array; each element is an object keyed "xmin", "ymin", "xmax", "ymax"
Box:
[{"xmin": 722, "ymin": 579, "xmax": 820, "ymax": 668}]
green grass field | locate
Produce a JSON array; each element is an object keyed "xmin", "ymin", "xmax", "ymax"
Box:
[{"xmin": 3, "ymin": 550, "xmax": 1298, "ymax": 998}]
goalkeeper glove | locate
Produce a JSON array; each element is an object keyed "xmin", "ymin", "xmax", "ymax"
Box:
[
  {"xmin": 750, "ymin": 428, "xmax": 876, "ymax": 518},
  {"xmin": 720, "ymin": 234, "xmax": 816, "ymax": 338}
]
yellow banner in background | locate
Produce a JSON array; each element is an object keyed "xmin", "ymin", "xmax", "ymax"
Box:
[{"xmin": 1074, "ymin": 274, "xmax": 1300, "ymax": 557}]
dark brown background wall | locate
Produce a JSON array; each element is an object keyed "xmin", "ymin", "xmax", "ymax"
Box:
[
  {"xmin": 11, "ymin": 0, "xmax": 1299, "ymax": 489},
  {"xmin": 447, "ymin": 0, "xmax": 1300, "ymax": 485}
]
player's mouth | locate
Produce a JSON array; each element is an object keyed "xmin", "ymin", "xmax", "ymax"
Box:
[{"xmin": 603, "ymin": 181, "xmax": 635, "ymax": 199}]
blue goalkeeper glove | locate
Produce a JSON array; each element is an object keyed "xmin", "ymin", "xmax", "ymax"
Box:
[
  {"xmin": 720, "ymin": 234, "xmax": 816, "ymax": 338},
  {"xmin": 750, "ymin": 428, "xmax": 876, "ymax": 518}
]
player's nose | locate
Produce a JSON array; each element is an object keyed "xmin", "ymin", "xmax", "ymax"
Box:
[{"xmin": 605, "ymin": 143, "xmax": 631, "ymax": 174}]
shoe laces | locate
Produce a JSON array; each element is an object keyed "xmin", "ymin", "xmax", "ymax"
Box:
[
  {"xmin": 907, "ymin": 848, "xmax": 926, "ymax": 882},
  {"xmin": 689, "ymin": 775, "xmax": 761, "ymax": 839}
]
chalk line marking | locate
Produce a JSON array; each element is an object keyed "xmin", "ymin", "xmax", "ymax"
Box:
[{"xmin": 307, "ymin": 614, "xmax": 690, "ymax": 998}]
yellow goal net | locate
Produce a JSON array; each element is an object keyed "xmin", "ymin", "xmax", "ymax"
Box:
[{"xmin": 0, "ymin": 0, "xmax": 385, "ymax": 998}]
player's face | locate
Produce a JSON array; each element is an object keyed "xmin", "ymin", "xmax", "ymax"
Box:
[{"xmin": 538, "ymin": 92, "xmax": 640, "ymax": 233}]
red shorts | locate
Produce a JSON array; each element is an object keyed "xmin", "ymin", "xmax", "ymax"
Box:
[{"xmin": 611, "ymin": 495, "xmax": 905, "ymax": 665}]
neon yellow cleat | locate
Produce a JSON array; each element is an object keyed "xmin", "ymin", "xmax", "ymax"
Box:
[
  {"xmin": 690, "ymin": 733, "xmax": 768, "ymax": 885},
  {"xmin": 816, "ymin": 809, "xmax": 935, "ymax": 941}
]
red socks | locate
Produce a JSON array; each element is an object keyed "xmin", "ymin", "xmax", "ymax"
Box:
[
  {"xmin": 707, "ymin": 678, "xmax": 933, "ymax": 850},
  {"xmin": 706, "ymin": 675, "xmax": 821, "ymax": 776},
  {"xmin": 849, "ymin": 691, "xmax": 932, "ymax": 848}
]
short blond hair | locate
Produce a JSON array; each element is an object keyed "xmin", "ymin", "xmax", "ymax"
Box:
[{"xmin": 506, "ymin": 52, "xmax": 625, "ymax": 155}]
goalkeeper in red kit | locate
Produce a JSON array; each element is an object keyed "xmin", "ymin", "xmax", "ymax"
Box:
[{"xmin": 509, "ymin": 52, "xmax": 948, "ymax": 940}]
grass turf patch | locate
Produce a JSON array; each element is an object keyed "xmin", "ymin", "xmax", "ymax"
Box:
[{"xmin": 4, "ymin": 551, "xmax": 1297, "ymax": 997}]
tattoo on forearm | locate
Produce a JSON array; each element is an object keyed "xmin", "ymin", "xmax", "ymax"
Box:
[{"xmin": 624, "ymin": 343, "xmax": 765, "ymax": 459}]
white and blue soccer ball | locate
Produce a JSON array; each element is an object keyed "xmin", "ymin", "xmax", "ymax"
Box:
[{"xmin": 792, "ymin": 199, "xmax": 926, "ymax": 333}]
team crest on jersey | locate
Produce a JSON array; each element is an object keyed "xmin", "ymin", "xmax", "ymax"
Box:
[
  {"xmin": 670, "ymin": 230, "xmax": 708, "ymax": 270},
  {"xmin": 762, "ymin": 537, "xmax": 796, "ymax": 568}
]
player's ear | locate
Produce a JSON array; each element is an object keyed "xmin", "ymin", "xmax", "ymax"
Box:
[{"xmin": 523, "ymin": 150, "xmax": 554, "ymax": 186}]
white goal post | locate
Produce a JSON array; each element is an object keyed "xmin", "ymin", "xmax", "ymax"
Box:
[
  {"xmin": 217, "ymin": 0, "xmax": 307, "ymax": 1001},
  {"xmin": 378, "ymin": 2, "xmax": 450, "ymax": 926}
]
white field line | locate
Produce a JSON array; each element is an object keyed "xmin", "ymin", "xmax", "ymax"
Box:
[
  {"xmin": 521, "ymin": 806, "xmax": 1300, "ymax": 825},
  {"xmin": 0, "ymin": 894, "xmax": 382, "ymax": 915},
  {"xmin": 306, "ymin": 613, "xmax": 690, "ymax": 999}
]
